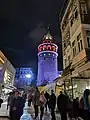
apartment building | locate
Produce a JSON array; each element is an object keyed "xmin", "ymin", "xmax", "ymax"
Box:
[{"xmin": 59, "ymin": 0, "xmax": 90, "ymax": 98}]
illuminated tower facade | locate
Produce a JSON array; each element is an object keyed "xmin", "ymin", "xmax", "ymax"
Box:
[{"xmin": 37, "ymin": 31, "xmax": 58, "ymax": 86}]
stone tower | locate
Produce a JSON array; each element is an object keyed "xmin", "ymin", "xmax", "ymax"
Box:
[{"xmin": 37, "ymin": 30, "xmax": 58, "ymax": 86}]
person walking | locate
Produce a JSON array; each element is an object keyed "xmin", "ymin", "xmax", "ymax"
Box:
[
  {"xmin": 28, "ymin": 90, "xmax": 33, "ymax": 107},
  {"xmin": 49, "ymin": 90, "xmax": 56, "ymax": 120},
  {"xmin": 73, "ymin": 97, "xmax": 79, "ymax": 120},
  {"xmin": 83, "ymin": 89, "xmax": 90, "ymax": 120},
  {"xmin": 32, "ymin": 87, "xmax": 40, "ymax": 119},
  {"xmin": 57, "ymin": 91, "xmax": 68, "ymax": 120},
  {"xmin": 10, "ymin": 90, "xmax": 25, "ymax": 120},
  {"xmin": 79, "ymin": 97, "xmax": 84, "ymax": 119},
  {"xmin": 44, "ymin": 91, "xmax": 50, "ymax": 111},
  {"xmin": 39, "ymin": 91, "xmax": 47, "ymax": 120}
]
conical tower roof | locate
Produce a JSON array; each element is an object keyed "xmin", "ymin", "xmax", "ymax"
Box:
[{"xmin": 43, "ymin": 31, "xmax": 53, "ymax": 40}]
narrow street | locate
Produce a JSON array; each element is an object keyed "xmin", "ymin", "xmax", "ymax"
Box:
[{"xmin": 0, "ymin": 102, "xmax": 61, "ymax": 120}]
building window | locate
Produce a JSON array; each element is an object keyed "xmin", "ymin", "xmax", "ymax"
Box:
[
  {"xmin": 73, "ymin": 46, "xmax": 76, "ymax": 57},
  {"xmin": 80, "ymin": 40, "xmax": 83, "ymax": 50},
  {"xmin": 72, "ymin": 40, "xmax": 76, "ymax": 57},
  {"xmin": 72, "ymin": 40, "xmax": 75, "ymax": 47},
  {"xmin": 75, "ymin": 9, "xmax": 78, "ymax": 19},
  {"xmin": 64, "ymin": 42, "xmax": 66, "ymax": 48},
  {"xmin": 77, "ymin": 33, "xmax": 81, "ymax": 41},
  {"xmin": 78, "ymin": 40, "xmax": 83, "ymax": 52},
  {"xmin": 87, "ymin": 37, "xmax": 90, "ymax": 48},
  {"xmin": 77, "ymin": 33, "xmax": 83, "ymax": 52},
  {"xmin": 68, "ymin": 55, "xmax": 70, "ymax": 61},
  {"xmin": 81, "ymin": 2, "xmax": 87, "ymax": 14},
  {"xmin": 70, "ymin": 16, "xmax": 74, "ymax": 26}
]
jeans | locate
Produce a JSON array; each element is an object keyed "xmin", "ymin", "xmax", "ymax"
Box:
[{"xmin": 34, "ymin": 105, "xmax": 39, "ymax": 118}]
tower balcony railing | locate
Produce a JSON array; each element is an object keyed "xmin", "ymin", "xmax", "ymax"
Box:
[{"xmin": 38, "ymin": 51, "xmax": 58, "ymax": 56}]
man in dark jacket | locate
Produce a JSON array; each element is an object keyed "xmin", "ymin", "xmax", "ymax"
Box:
[
  {"xmin": 57, "ymin": 91, "xmax": 68, "ymax": 120},
  {"xmin": 0, "ymin": 98, "xmax": 3, "ymax": 108},
  {"xmin": 49, "ymin": 90, "xmax": 56, "ymax": 120},
  {"xmin": 10, "ymin": 90, "xmax": 25, "ymax": 120},
  {"xmin": 44, "ymin": 91, "xmax": 50, "ymax": 111}
]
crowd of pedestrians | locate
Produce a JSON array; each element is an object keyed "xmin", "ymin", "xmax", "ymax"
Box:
[{"xmin": 5, "ymin": 87, "xmax": 90, "ymax": 120}]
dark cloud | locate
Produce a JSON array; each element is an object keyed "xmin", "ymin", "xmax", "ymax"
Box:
[{"xmin": 29, "ymin": 22, "xmax": 46, "ymax": 43}]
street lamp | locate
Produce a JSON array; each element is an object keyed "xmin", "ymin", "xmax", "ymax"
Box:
[{"xmin": 25, "ymin": 74, "xmax": 32, "ymax": 78}]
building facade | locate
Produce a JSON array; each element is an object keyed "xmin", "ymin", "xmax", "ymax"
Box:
[
  {"xmin": 37, "ymin": 31, "xmax": 58, "ymax": 86},
  {"xmin": 15, "ymin": 68, "xmax": 34, "ymax": 88},
  {"xmin": 0, "ymin": 51, "xmax": 16, "ymax": 96},
  {"xmin": 59, "ymin": 0, "xmax": 90, "ymax": 98}
]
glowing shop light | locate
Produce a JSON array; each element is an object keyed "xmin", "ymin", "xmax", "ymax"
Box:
[
  {"xmin": 25, "ymin": 74, "xmax": 32, "ymax": 78},
  {"xmin": 86, "ymin": 86, "xmax": 90, "ymax": 89}
]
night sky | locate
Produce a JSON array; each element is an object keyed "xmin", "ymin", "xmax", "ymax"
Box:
[{"xmin": 0, "ymin": 0, "xmax": 68, "ymax": 74}]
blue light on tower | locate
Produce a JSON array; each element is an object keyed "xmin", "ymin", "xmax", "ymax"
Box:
[{"xmin": 37, "ymin": 30, "xmax": 58, "ymax": 86}]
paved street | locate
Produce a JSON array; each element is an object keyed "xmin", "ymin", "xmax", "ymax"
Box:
[{"xmin": 0, "ymin": 102, "xmax": 60, "ymax": 120}]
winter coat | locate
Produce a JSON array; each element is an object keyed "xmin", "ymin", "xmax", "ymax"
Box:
[
  {"xmin": 10, "ymin": 96, "xmax": 25, "ymax": 120},
  {"xmin": 57, "ymin": 93, "xmax": 68, "ymax": 112},
  {"xmin": 32, "ymin": 90, "xmax": 40, "ymax": 106},
  {"xmin": 44, "ymin": 92, "xmax": 50, "ymax": 101},
  {"xmin": 49, "ymin": 93, "xmax": 56, "ymax": 109}
]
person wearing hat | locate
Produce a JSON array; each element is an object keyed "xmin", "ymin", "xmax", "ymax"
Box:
[{"xmin": 10, "ymin": 90, "xmax": 25, "ymax": 120}]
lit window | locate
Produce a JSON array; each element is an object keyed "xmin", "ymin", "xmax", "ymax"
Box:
[{"xmin": 44, "ymin": 54, "xmax": 46, "ymax": 56}]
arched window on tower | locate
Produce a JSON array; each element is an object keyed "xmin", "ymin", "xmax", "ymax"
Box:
[
  {"xmin": 39, "ymin": 46, "xmax": 43, "ymax": 52},
  {"xmin": 52, "ymin": 46, "xmax": 56, "ymax": 52},
  {"xmin": 47, "ymin": 45, "xmax": 51, "ymax": 50},
  {"xmin": 43, "ymin": 45, "xmax": 47, "ymax": 50}
]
